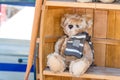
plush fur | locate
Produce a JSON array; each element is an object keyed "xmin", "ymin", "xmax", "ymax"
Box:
[
  {"xmin": 99, "ymin": 0, "xmax": 115, "ymax": 3},
  {"xmin": 47, "ymin": 14, "xmax": 94, "ymax": 77},
  {"xmin": 47, "ymin": 52, "xmax": 66, "ymax": 73},
  {"xmin": 77, "ymin": 0, "xmax": 92, "ymax": 2}
]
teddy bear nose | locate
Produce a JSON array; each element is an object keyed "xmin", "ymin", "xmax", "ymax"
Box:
[{"xmin": 68, "ymin": 25, "xmax": 73, "ymax": 29}]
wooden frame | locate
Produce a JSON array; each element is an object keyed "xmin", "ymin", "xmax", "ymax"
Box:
[
  {"xmin": 25, "ymin": 0, "xmax": 120, "ymax": 80},
  {"xmin": 25, "ymin": 0, "xmax": 43, "ymax": 80},
  {"xmin": 46, "ymin": 1, "xmax": 120, "ymax": 10}
]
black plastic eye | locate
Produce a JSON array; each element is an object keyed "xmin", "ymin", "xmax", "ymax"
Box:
[
  {"xmin": 68, "ymin": 25, "xmax": 73, "ymax": 29},
  {"xmin": 76, "ymin": 25, "xmax": 79, "ymax": 28}
]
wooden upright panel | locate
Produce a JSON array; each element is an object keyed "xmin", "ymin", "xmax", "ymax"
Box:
[
  {"xmin": 94, "ymin": 43, "xmax": 106, "ymax": 67},
  {"xmin": 42, "ymin": 7, "xmax": 65, "ymax": 80},
  {"xmin": 85, "ymin": 9, "xmax": 94, "ymax": 36},
  {"xmin": 107, "ymin": 10, "xmax": 116, "ymax": 39},
  {"xmin": 106, "ymin": 11, "xmax": 120, "ymax": 68},
  {"xmin": 93, "ymin": 10, "xmax": 108, "ymax": 67},
  {"xmin": 25, "ymin": 0, "xmax": 43, "ymax": 79},
  {"xmin": 115, "ymin": 11, "xmax": 120, "ymax": 40},
  {"xmin": 93, "ymin": 10, "xmax": 108, "ymax": 38}
]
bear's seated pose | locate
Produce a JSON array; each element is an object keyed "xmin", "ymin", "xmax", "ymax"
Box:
[{"xmin": 47, "ymin": 14, "xmax": 94, "ymax": 77}]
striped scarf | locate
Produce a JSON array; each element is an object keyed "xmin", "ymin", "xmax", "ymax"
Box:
[{"xmin": 64, "ymin": 32, "xmax": 94, "ymax": 58}]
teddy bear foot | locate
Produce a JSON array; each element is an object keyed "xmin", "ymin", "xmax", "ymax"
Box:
[
  {"xmin": 47, "ymin": 52, "xmax": 66, "ymax": 73},
  {"xmin": 69, "ymin": 58, "xmax": 90, "ymax": 77},
  {"xmin": 77, "ymin": 0, "xmax": 92, "ymax": 2}
]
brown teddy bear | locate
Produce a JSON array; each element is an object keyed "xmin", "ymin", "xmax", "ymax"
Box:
[
  {"xmin": 77, "ymin": 0, "xmax": 93, "ymax": 2},
  {"xmin": 47, "ymin": 14, "xmax": 94, "ymax": 77},
  {"xmin": 98, "ymin": 0, "xmax": 115, "ymax": 3}
]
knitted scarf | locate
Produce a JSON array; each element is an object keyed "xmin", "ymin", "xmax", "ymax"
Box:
[{"xmin": 64, "ymin": 32, "xmax": 94, "ymax": 58}]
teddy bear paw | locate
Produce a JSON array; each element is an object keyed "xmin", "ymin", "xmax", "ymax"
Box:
[
  {"xmin": 69, "ymin": 59, "xmax": 89, "ymax": 77},
  {"xmin": 47, "ymin": 53, "xmax": 66, "ymax": 73}
]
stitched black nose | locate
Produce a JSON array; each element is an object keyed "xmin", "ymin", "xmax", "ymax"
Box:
[{"xmin": 68, "ymin": 25, "xmax": 73, "ymax": 29}]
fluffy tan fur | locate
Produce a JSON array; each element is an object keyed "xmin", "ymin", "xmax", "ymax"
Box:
[
  {"xmin": 100, "ymin": 0, "xmax": 115, "ymax": 3},
  {"xmin": 77, "ymin": 0, "xmax": 92, "ymax": 2},
  {"xmin": 47, "ymin": 14, "xmax": 94, "ymax": 77}
]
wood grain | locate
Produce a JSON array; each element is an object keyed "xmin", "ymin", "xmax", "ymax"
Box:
[
  {"xmin": 96, "ymin": 3, "xmax": 120, "ymax": 10},
  {"xmin": 115, "ymin": 11, "xmax": 120, "ymax": 40},
  {"xmin": 43, "ymin": 67, "xmax": 120, "ymax": 80},
  {"xmin": 39, "ymin": 0, "xmax": 47, "ymax": 80},
  {"xmin": 107, "ymin": 10, "xmax": 116, "ymax": 39},
  {"xmin": 25, "ymin": 0, "xmax": 43, "ymax": 79},
  {"xmin": 45, "ymin": 36, "xmax": 120, "ymax": 45},
  {"xmin": 106, "ymin": 43, "xmax": 120, "ymax": 68},
  {"xmin": 46, "ymin": 1, "xmax": 120, "ymax": 10},
  {"xmin": 94, "ymin": 43, "xmax": 106, "ymax": 67},
  {"xmin": 85, "ymin": 9, "xmax": 94, "ymax": 36},
  {"xmin": 106, "ymin": 10, "xmax": 120, "ymax": 68},
  {"xmin": 93, "ymin": 10, "xmax": 108, "ymax": 38},
  {"xmin": 45, "ymin": 1, "xmax": 95, "ymax": 8},
  {"xmin": 93, "ymin": 9, "xmax": 107, "ymax": 68}
]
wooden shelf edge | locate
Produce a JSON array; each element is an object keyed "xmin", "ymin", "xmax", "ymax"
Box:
[
  {"xmin": 45, "ymin": 36, "xmax": 120, "ymax": 45},
  {"xmin": 46, "ymin": 1, "xmax": 95, "ymax": 8},
  {"xmin": 92, "ymin": 38, "xmax": 120, "ymax": 45},
  {"xmin": 96, "ymin": 3, "xmax": 120, "ymax": 10},
  {"xmin": 43, "ymin": 67, "xmax": 120, "ymax": 79},
  {"xmin": 46, "ymin": 1, "xmax": 120, "ymax": 10}
]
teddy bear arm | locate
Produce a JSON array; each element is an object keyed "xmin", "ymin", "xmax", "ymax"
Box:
[
  {"xmin": 47, "ymin": 53, "xmax": 66, "ymax": 73},
  {"xmin": 54, "ymin": 36, "xmax": 66, "ymax": 54},
  {"xmin": 83, "ymin": 41, "xmax": 94, "ymax": 65}
]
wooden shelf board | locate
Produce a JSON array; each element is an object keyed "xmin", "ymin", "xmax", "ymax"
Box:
[
  {"xmin": 45, "ymin": 36, "xmax": 120, "ymax": 45},
  {"xmin": 43, "ymin": 67, "xmax": 120, "ymax": 79},
  {"xmin": 92, "ymin": 38, "xmax": 120, "ymax": 45},
  {"xmin": 46, "ymin": 1, "xmax": 120, "ymax": 10},
  {"xmin": 46, "ymin": 1, "xmax": 96, "ymax": 8},
  {"xmin": 96, "ymin": 3, "xmax": 120, "ymax": 10}
]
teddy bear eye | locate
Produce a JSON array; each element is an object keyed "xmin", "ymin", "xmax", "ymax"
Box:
[{"xmin": 76, "ymin": 25, "xmax": 79, "ymax": 28}]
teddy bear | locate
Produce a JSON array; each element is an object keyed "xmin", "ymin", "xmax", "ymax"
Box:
[
  {"xmin": 98, "ymin": 0, "xmax": 115, "ymax": 3},
  {"xmin": 47, "ymin": 14, "xmax": 94, "ymax": 77},
  {"xmin": 77, "ymin": 0, "xmax": 93, "ymax": 2},
  {"xmin": 77, "ymin": 0, "xmax": 115, "ymax": 3}
]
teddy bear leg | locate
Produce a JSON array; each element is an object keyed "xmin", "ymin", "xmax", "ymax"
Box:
[
  {"xmin": 47, "ymin": 53, "xmax": 66, "ymax": 73},
  {"xmin": 69, "ymin": 58, "xmax": 90, "ymax": 77}
]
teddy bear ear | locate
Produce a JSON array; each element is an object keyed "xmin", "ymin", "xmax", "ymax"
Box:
[
  {"xmin": 61, "ymin": 14, "xmax": 69, "ymax": 27},
  {"xmin": 87, "ymin": 18, "xmax": 93, "ymax": 29},
  {"xmin": 64, "ymin": 14, "xmax": 72, "ymax": 18},
  {"xmin": 82, "ymin": 14, "xmax": 93, "ymax": 29},
  {"xmin": 61, "ymin": 16, "xmax": 66, "ymax": 27}
]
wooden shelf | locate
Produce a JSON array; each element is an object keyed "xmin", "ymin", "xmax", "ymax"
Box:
[
  {"xmin": 43, "ymin": 67, "xmax": 120, "ymax": 79},
  {"xmin": 46, "ymin": 1, "xmax": 96, "ymax": 8},
  {"xmin": 45, "ymin": 1, "xmax": 120, "ymax": 10},
  {"xmin": 96, "ymin": 3, "xmax": 120, "ymax": 10},
  {"xmin": 45, "ymin": 36, "xmax": 120, "ymax": 45}
]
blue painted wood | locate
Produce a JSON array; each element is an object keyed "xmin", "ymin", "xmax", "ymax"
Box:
[
  {"xmin": 0, "ymin": 63, "xmax": 34, "ymax": 72},
  {"xmin": 0, "ymin": 2, "xmax": 35, "ymax": 6}
]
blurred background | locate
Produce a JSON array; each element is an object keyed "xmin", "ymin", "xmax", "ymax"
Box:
[{"xmin": 0, "ymin": 0, "xmax": 36, "ymax": 80}]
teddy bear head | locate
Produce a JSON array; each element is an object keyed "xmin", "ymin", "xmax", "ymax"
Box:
[{"xmin": 61, "ymin": 14, "xmax": 93, "ymax": 37}]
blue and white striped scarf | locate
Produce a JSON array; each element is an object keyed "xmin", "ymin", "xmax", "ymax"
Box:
[{"xmin": 64, "ymin": 32, "xmax": 94, "ymax": 58}]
